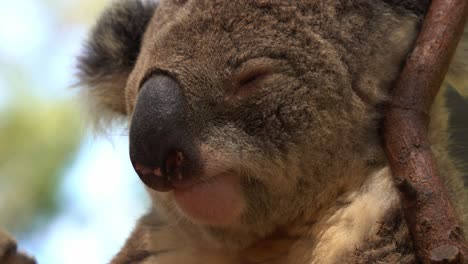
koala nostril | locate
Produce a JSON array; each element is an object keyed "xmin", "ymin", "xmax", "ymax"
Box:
[
  {"xmin": 134, "ymin": 163, "xmax": 164, "ymax": 178},
  {"xmin": 154, "ymin": 168, "xmax": 163, "ymax": 177},
  {"xmin": 133, "ymin": 162, "xmax": 174, "ymax": 192},
  {"xmin": 134, "ymin": 163, "xmax": 156, "ymax": 176},
  {"xmin": 132, "ymin": 150, "xmax": 188, "ymax": 192},
  {"xmin": 165, "ymin": 150, "xmax": 185, "ymax": 179}
]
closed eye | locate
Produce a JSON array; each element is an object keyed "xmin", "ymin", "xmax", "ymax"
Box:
[
  {"xmin": 238, "ymin": 67, "xmax": 270, "ymax": 87},
  {"xmin": 226, "ymin": 64, "xmax": 273, "ymax": 100}
]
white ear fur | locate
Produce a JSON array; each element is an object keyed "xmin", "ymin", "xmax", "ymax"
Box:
[{"xmin": 76, "ymin": 0, "xmax": 157, "ymax": 134}]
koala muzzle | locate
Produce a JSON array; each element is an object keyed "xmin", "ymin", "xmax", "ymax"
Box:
[{"xmin": 129, "ymin": 74, "xmax": 200, "ymax": 192}]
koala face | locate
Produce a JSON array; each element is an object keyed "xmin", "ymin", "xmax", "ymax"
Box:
[{"xmin": 79, "ymin": 0, "xmax": 419, "ymax": 249}]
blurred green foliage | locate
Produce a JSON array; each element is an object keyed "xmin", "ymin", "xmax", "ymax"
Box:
[
  {"xmin": 0, "ymin": 96, "xmax": 83, "ymax": 233},
  {"xmin": 0, "ymin": 0, "xmax": 106, "ymax": 235}
]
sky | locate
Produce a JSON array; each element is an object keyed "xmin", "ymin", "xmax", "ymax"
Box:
[{"xmin": 0, "ymin": 1, "xmax": 149, "ymax": 263}]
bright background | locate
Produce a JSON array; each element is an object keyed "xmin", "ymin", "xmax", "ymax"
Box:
[
  {"xmin": 0, "ymin": 1, "xmax": 148, "ymax": 263},
  {"xmin": 0, "ymin": 1, "xmax": 466, "ymax": 264}
]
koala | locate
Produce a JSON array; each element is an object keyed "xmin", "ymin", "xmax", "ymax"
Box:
[{"xmin": 77, "ymin": 0, "xmax": 468, "ymax": 263}]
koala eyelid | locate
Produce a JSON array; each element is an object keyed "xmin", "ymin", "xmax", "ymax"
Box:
[
  {"xmin": 237, "ymin": 67, "xmax": 271, "ymax": 87},
  {"xmin": 226, "ymin": 63, "xmax": 275, "ymax": 100}
]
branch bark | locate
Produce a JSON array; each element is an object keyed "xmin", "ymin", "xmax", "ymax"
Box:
[{"xmin": 383, "ymin": 0, "xmax": 468, "ymax": 263}]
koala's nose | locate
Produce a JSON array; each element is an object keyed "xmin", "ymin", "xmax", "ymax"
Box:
[{"xmin": 129, "ymin": 74, "xmax": 200, "ymax": 192}]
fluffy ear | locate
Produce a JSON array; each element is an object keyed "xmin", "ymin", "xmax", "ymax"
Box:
[
  {"xmin": 446, "ymin": 24, "xmax": 468, "ymax": 98},
  {"xmin": 77, "ymin": 0, "xmax": 157, "ymax": 130}
]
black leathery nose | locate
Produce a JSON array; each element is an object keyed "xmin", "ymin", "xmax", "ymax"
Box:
[{"xmin": 129, "ymin": 74, "xmax": 199, "ymax": 192}]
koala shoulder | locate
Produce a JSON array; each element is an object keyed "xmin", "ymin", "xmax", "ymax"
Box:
[
  {"xmin": 110, "ymin": 210, "xmax": 238, "ymax": 264},
  {"xmin": 0, "ymin": 230, "xmax": 36, "ymax": 264}
]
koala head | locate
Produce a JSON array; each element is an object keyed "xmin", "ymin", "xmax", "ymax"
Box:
[{"xmin": 78, "ymin": 0, "xmax": 420, "ymax": 249}]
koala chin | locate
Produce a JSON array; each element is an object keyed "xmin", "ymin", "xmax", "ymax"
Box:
[{"xmin": 77, "ymin": 1, "xmax": 468, "ymax": 263}]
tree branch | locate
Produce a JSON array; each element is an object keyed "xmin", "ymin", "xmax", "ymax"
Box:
[{"xmin": 383, "ymin": 0, "xmax": 468, "ymax": 263}]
